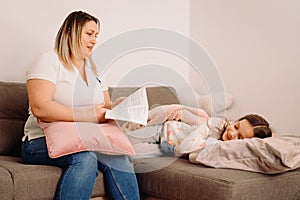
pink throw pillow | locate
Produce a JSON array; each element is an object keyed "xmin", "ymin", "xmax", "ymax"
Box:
[{"xmin": 38, "ymin": 120, "xmax": 135, "ymax": 158}]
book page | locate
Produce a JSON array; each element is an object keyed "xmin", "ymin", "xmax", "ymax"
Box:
[{"xmin": 105, "ymin": 87, "xmax": 149, "ymax": 125}]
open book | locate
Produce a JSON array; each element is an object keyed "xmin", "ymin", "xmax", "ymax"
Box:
[{"xmin": 105, "ymin": 87, "xmax": 149, "ymax": 126}]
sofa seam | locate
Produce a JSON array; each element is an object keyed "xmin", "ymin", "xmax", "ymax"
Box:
[
  {"xmin": 0, "ymin": 165, "xmax": 15, "ymax": 199},
  {"xmin": 0, "ymin": 117, "xmax": 28, "ymax": 121}
]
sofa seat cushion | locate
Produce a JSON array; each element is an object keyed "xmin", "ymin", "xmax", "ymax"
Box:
[
  {"xmin": 0, "ymin": 166, "xmax": 14, "ymax": 199},
  {"xmin": 134, "ymin": 157, "xmax": 300, "ymax": 200},
  {"xmin": 0, "ymin": 156, "xmax": 106, "ymax": 200}
]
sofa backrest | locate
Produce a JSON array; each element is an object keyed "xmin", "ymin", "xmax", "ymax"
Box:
[
  {"xmin": 108, "ymin": 86, "xmax": 180, "ymax": 110},
  {"xmin": 0, "ymin": 82, "xmax": 179, "ymax": 157},
  {"xmin": 0, "ymin": 82, "xmax": 29, "ymax": 157}
]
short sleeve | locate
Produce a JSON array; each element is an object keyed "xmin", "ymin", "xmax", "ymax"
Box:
[{"xmin": 26, "ymin": 50, "xmax": 60, "ymax": 84}]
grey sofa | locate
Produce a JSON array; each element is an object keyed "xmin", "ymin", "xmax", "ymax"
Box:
[{"xmin": 0, "ymin": 81, "xmax": 300, "ymax": 200}]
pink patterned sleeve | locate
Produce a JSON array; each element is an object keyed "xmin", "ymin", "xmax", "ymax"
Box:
[{"xmin": 147, "ymin": 104, "xmax": 209, "ymax": 126}]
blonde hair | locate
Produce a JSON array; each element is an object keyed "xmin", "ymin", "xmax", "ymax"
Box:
[{"xmin": 54, "ymin": 11, "xmax": 100, "ymax": 73}]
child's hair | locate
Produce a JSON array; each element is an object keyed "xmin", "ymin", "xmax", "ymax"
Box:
[
  {"xmin": 218, "ymin": 114, "xmax": 272, "ymax": 140},
  {"xmin": 239, "ymin": 114, "xmax": 272, "ymax": 138}
]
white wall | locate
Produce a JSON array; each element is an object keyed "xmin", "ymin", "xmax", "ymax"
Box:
[
  {"xmin": 190, "ymin": 0, "xmax": 300, "ymax": 133},
  {"xmin": 0, "ymin": 0, "xmax": 190, "ymax": 100},
  {"xmin": 2, "ymin": 0, "xmax": 299, "ymax": 134}
]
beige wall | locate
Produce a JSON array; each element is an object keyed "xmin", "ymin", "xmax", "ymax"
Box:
[{"xmin": 190, "ymin": 0, "xmax": 300, "ymax": 133}]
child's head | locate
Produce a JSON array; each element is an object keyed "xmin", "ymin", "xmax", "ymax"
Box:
[{"xmin": 220, "ymin": 114, "xmax": 272, "ymax": 141}]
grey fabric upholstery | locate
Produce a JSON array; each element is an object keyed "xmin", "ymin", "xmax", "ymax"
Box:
[
  {"xmin": 1, "ymin": 81, "xmax": 300, "ymax": 200},
  {"xmin": 0, "ymin": 82, "xmax": 28, "ymax": 156},
  {"xmin": 0, "ymin": 156, "xmax": 106, "ymax": 199},
  {"xmin": 134, "ymin": 157, "xmax": 300, "ymax": 200},
  {"xmin": 0, "ymin": 82, "xmax": 179, "ymax": 199},
  {"xmin": 109, "ymin": 86, "xmax": 179, "ymax": 109},
  {"xmin": 0, "ymin": 164, "xmax": 13, "ymax": 199}
]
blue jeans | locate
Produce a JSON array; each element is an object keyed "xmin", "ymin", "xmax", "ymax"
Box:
[{"xmin": 22, "ymin": 137, "xmax": 140, "ymax": 200}]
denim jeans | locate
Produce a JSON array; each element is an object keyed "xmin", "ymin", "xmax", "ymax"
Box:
[{"xmin": 22, "ymin": 137, "xmax": 140, "ymax": 200}]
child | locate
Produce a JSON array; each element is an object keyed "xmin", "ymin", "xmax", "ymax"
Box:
[{"xmin": 124, "ymin": 104, "xmax": 272, "ymax": 158}]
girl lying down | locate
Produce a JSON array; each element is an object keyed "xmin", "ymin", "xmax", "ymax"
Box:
[{"xmin": 122, "ymin": 104, "xmax": 273, "ymax": 159}]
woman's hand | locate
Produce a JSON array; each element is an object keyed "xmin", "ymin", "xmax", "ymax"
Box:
[
  {"xmin": 27, "ymin": 79, "xmax": 112, "ymax": 123},
  {"xmin": 94, "ymin": 103, "xmax": 108, "ymax": 123},
  {"xmin": 112, "ymin": 96, "xmax": 126, "ymax": 108}
]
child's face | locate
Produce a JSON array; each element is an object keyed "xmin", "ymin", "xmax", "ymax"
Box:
[{"xmin": 222, "ymin": 119, "xmax": 254, "ymax": 141}]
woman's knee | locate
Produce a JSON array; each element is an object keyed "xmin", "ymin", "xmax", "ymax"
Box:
[
  {"xmin": 70, "ymin": 151, "xmax": 98, "ymax": 175},
  {"xmin": 73, "ymin": 151, "xmax": 97, "ymax": 162},
  {"xmin": 97, "ymin": 154, "xmax": 134, "ymax": 173}
]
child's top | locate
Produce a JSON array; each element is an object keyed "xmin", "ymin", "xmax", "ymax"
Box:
[{"xmin": 160, "ymin": 117, "xmax": 227, "ymax": 155}]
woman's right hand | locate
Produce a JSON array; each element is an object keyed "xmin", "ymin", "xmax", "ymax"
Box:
[{"xmin": 94, "ymin": 103, "xmax": 108, "ymax": 123}]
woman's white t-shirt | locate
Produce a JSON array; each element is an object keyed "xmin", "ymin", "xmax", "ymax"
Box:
[{"xmin": 23, "ymin": 50, "xmax": 108, "ymax": 141}]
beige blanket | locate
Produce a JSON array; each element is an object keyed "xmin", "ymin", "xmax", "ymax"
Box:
[
  {"xmin": 190, "ymin": 134, "xmax": 300, "ymax": 174},
  {"xmin": 123, "ymin": 105, "xmax": 300, "ymax": 174}
]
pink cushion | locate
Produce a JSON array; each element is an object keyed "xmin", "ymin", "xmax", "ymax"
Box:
[{"xmin": 39, "ymin": 120, "xmax": 135, "ymax": 158}]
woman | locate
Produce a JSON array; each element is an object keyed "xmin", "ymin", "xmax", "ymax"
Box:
[{"xmin": 21, "ymin": 11, "xmax": 139, "ymax": 200}]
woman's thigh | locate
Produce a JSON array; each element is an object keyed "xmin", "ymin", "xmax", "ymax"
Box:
[{"xmin": 21, "ymin": 137, "xmax": 97, "ymax": 169}]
